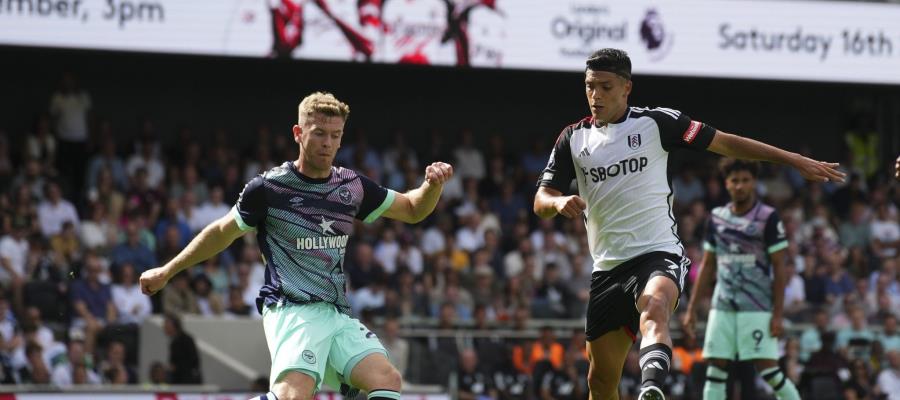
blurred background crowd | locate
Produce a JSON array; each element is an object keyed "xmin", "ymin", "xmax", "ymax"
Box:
[{"xmin": 0, "ymin": 72, "xmax": 897, "ymax": 400}]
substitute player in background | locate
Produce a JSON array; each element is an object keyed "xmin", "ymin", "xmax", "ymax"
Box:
[
  {"xmin": 682, "ymin": 159, "xmax": 800, "ymax": 400},
  {"xmin": 140, "ymin": 92, "xmax": 453, "ymax": 400},
  {"xmin": 533, "ymin": 48, "xmax": 843, "ymax": 400}
]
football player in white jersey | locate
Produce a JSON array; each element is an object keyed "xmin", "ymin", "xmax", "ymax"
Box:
[{"xmin": 533, "ymin": 48, "xmax": 844, "ymax": 400}]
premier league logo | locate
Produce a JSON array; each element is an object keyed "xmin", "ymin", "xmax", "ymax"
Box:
[
  {"xmin": 640, "ymin": 9, "xmax": 673, "ymax": 62},
  {"xmin": 628, "ymin": 134, "xmax": 642, "ymax": 149},
  {"xmin": 338, "ymin": 187, "xmax": 353, "ymax": 205}
]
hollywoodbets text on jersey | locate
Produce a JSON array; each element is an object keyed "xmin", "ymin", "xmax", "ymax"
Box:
[{"xmin": 581, "ymin": 157, "xmax": 649, "ymax": 183}]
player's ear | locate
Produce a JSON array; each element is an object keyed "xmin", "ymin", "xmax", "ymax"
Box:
[
  {"xmin": 623, "ymin": 79, "xmax": 633, "ymax": 98},
  {"xmin": 292, "ymin": 125, "xmax": 302, "ymax": 143}
]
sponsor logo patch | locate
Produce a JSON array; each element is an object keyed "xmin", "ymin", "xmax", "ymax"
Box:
[{"xmin": 682, "ymin": 120, "xmax": 701, "ymax": 143}]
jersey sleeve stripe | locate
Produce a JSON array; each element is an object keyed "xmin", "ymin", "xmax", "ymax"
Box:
[
  {"xmin": 767, "ymin": 240, "xmax": 788, "ymax": 254},
  {"xmin": 363, "ymin": 189, "xmax": 396, "ymax": 224},
  {"xmin": 232, "ymin": 206, "xmax": 255, "ymax": 232},
  {"xmin": 703, "ymin": 241, "xmax": 716, "ymax": 253}
]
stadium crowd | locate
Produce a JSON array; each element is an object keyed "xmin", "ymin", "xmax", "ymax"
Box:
[{"xmin": 0, "ymin": 75, "xmax": 897, "ymax": 400}]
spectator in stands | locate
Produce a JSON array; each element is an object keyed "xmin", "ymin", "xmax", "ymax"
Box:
[
  {"xmin": 875, "ymin": 350, "xmax": 900, "ymax": 400},
  {"xmin": 191, "ymin": 185, "xmax": 229, "ymax": 233},
  {"xmin": 381, "ymin": 316, "xmax": 408, "ymax": 378},
  {"xmin": 50, "ymin": 221, "xmax": 81, "ymax": 267},
  {"xmin": 845, "ymin": 358, "xmax": 873, "ymax": 400},
  {"xmin": 99, "ymin": 340, "xmax": 136, "ymax": 384},
  {"xmin": 780, "ymin": 337, "xmax": 804, "ymax": 387},
  {"xmin": 51, "ymin": 338, "xmax": 100, "ymax": 386},
  {"xmin": 671, "ymin": 334, "xmax": 703, "ymax": 378},
  {"xmin": 351, "ymin": 271, "xmax": 387, "ymax": 314},
  {"xmin": 538, "ymin": 348, "xmax": 588, "ymax": 400},
  {"xmin": 85, "ymin": 136, "xmax": 128, "ymax": 192},
  {"xmin": 871, "ymin": 202, "xmax": 900, "ymax": 259},
  {"xmin": 79, "ymin": 203, "xmax": 114, "ymax": 252},
  {"xmin": 225, "ymin": 285, "xmax": 252, "ymax": 317},
  {"xmin": 838, "ymin": 305, "xmax": 877, "ymax": 360},
  {"xmin": 155, "ymin": 198, "xmax": 191, "ymax": 250},
  {"xmin": 162, "ymin": 271, "xmax": 199, "ymax": 316},
  {"xmin": 346, "ymin": 243, "xmax": 382, "ymax": 290},
  {"xmin": 36, "ymin": 181, "xmax": 79, "ymax": 238},
  {"xmin": 23, "ymin": 115, "xmax": 57, "ymax": 177},
  {"xmin": 87, "ymin": 167, "xmax": 126, "ymax": 222},
  {"xmin": 70, "ymin": 253, "xmax": 116, "ymax": 354},
  {"xmin": 18, "ymin": 341, "xmax": 51, "ymax": 384},
  {"xmin": 0, "ymin": 217, "xmax": 28, "ymax": 291},
  {"xmin": 192, "ymin": 274, "xmax": 224, "ymax": 317},
  {"xmin": 163, "ymin": 313, "xmax": 201, "ymax": 384},
  {"xmin": 396, "ymin": 233, "xmax": 424, "ymax": 276},
  {"xmin": 881, "ymin": 314, "xmax": 900, "ymax": 353},
  {"xmin": 148, "ymin": 361, "xmax": 167, "ymax": 385},
  {"xmin": 124, "ymin": 168, "xmax": 162, "ymax": 223},
  {"xmin": 454, "ymin": 131, "xmax": 486, "ymax": 181},
  {"xmin": 126, "ymin": 136, "xmax": 165, "ymax": 191},
  {"xmin": 512, "ymin": 326, "xmax": 563, "ymax": 377},
  {"xmin": 800, "ymin": 308, "xmax": 830, "ymax": 362},
  {"xmin": 49, "ymin": 72, "xmax": 91, "ymax": 191},
  {"xmin": 374, "ymin": 228, "xmax": 401, "ymax": 274},
  {"xmin": 533, "ymin": 263, "xmax": 575, "ymax": 319},
  {"xmin": 801, "ymin": 332, "xmax": 847, "ymax": 399},
  {"xmin": 109, "ymin": 220, "xmax": 156, "ymax": 274},
  {"xmin": 457, "ymin": 348, "xmax": 496, "ymax": 400},
  {"xmin": 111, "ymin": 263, "xmax": 152, "ymax": 325},
  {"xmin": 839, "ymin": 201, "xmax": 871, "ymax": 249}
]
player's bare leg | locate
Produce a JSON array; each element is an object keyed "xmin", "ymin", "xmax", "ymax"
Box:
[
  {"xmin": 350, "ymin": 353, "xmax": 403, "ymax": 400},
  {"xmin": 586, "ymin": 327, "xmax": 632, "ymax": 400},
  {"xmin": 635, "ymin": 276, "xmax": 679, "ymax": 400},
  {"xmin": 753, "ymin": 358, "xmax": 800, "ymax": 400},
  {"xmin": 267, "ymin": 371, "xmax": 317, "ymax": 400},
  {"xmin": 702, "ymin": 358, "xmax": 729, "ymax": 400}
]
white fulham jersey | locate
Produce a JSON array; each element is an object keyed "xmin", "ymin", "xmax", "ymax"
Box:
[{"xmin": 538, "ymin": 106, "xmax": 717, "ymax": 272}]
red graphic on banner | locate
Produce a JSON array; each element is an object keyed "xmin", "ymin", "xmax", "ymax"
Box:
[{"xmin": 269, "ymin": 0, "xmax": 374, "ymax": 59}]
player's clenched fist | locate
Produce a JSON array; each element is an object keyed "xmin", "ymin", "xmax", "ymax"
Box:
[
  {"xmin": 425, "ymin": 162, "xmax": 454, "ymax": 185},
  {"xmin": 555, "ymin": 195, "xmax": 587, "ymax": 218},
  {"xmin": 140, "ymin": 267, "xmax": 172, "ymax": 296}
]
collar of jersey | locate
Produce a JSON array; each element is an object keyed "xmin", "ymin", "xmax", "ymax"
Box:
[
  {"xmin": 594, "ymin": 107, "xmax": 631, "ymax": 129},
  {"xmin": 286, "ymin": 161, "xmax": 332, "ymax": 184}
]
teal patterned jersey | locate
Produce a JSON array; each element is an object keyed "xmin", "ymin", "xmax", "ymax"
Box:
[
  {"xmin": 232, "ymin": 162, "xmax": 395, "ymax": 315},
  {"xmin": 703, "ymin": 201, "xmax": 787, "ymax": 312}
]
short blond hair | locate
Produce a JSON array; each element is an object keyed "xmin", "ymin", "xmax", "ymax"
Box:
[{"xmin": 298, "ymin": 92, "xmax": 350, "ymax": 123}]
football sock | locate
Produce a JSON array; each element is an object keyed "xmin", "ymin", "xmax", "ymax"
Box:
[
  {"xmin": 639, "ymin": 343, "xmax": 672, "ymax": 390},
  {"xmin": 761, "ymin": 366, "xmax": 800, "ymax": 400},
  {"xmin": 703, "ymin": 365, "xmax": 728, "ymax": 400},
  {"xmin": 368, "ymin": 389, "xmax": 401, "ymax": 400}
]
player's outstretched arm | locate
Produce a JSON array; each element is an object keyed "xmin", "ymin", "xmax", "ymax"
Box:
[
  {"xmin": 140, "ymin": 213, "xmax": 246, "ymax": 295},
  {"xmin": 707, "ymin": 131, "xmax": 846, "ymax": 183},
  {"xmin": 382, "ymin": 162, "xmax": 453, "ymax": 224},
  {"xmin": 533, "ymin": 186, "xmax": 586, "ymax": 219},
  {"xmin": 681, "ymin": 250, "xmax": 717, "ymax": 341}
]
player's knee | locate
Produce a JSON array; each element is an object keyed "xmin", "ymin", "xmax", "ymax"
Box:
[
  {"xmin": 381, "ymin": 367, "xmax": 402, "ymax": 391},
  {"xmin": 273, "ymin": 387, "xmax": 314, "ymax": 400},
  {"xmin": 639, "ymin": 297, "xmax": 670, "ymax": 332}
]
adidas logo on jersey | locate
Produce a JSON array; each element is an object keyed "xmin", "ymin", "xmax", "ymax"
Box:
[
  {"xmin": 578, "ymin": 148, "xmax": 591, "ymax": 157},
  {"xmin": 580, "ymin": 156, "xmax": 649, "ymax": 183}
]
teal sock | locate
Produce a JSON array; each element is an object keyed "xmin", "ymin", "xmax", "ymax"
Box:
[
  {"xmin": 703, "ymin": 365, "xmax": 727, "ymax": 400},
  {"xmin": 761, "ymin": 367, "xmax": 801, "ymax": 400},
  {"xmin": 368, "ymin": 389, "xmax": 401, "ymax": 400}
]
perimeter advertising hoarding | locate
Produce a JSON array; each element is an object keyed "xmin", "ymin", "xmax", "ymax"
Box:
[{"xmin": 1, "ymin": 0, "xmax": 898, "ymax": 84}]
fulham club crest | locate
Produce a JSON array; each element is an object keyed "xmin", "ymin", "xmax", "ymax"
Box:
[{"xmin": 628, "ymin": 134, "xmax": 642, "ymax": 149}]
